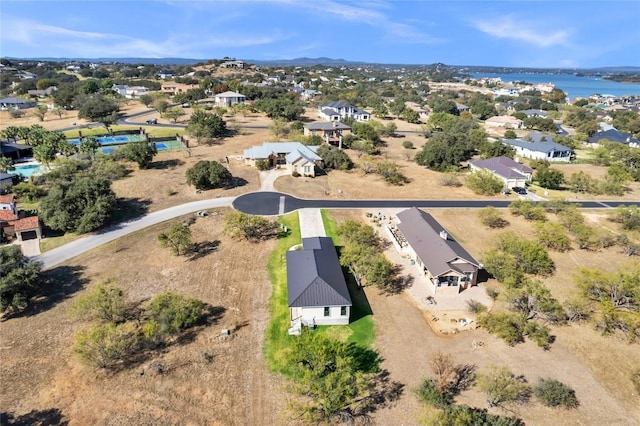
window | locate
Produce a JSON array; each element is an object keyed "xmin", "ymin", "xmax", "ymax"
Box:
[
  {"xmin": 340, "ymin": 306, "xmax": 347, "ymax": 316},
  {"xmin": 324, "ymin": 307, "xmax": 330, "ymax": 317}
]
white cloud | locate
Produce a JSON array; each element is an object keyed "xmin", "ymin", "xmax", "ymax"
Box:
[
  {"xmin": 0, "ymin": 15, "xmax": 289, "ymax": 57},
  {"xmin": 471, "ymin": 15, "xmax": 570, "ymax": 48}
]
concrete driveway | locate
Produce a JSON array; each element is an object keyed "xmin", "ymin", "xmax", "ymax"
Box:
[
  {"xmin": 298, "ymin": 208, "xmax": 326, "ymax": 239},
  {"xmin": 19, "ymin": 238, "xmax": 41, "ymax": 257}
]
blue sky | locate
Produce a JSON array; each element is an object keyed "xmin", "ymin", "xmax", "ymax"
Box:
[{"xmin": 1, "ymin": 1, "xmax": 639, "ymax": 68}]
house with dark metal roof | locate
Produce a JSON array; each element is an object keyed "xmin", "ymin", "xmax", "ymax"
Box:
[
  {"xmin": 469, "ymin": 156, "xmax": 533, "ymax": 188},
  {"xmin": 520, "ymin": 109, "xmax": 549, "ymax": 118},
  {"xmin": 387, "ymin": 208, "xmax": 482, "ymax": 295},
  {"xmin": 287, "ymin": 237, "xmax": 352, "ymax": 330},
  {"xmin": 303, "ymin": 121, "xmax": 351, "ymax": 148},
  {"xmin": 1, "ymin": 141, "xmax": 33, "ymax": 161},
  {"xmin": 502, "ymin": 138, "xmax": 572, "ymax": 162},
  {"xmin": 0, "ymin": 97, "xmax": 37, "ymax": 110},
  {"xmin": 587, "ymin": 128, "xmax": 639, "ymax": 148}
]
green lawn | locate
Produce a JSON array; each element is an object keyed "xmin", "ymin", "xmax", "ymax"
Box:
[
  {"xmin": 264, "ymin": 210, "xmax": 376, "ymax": 375},
  {"xmin": 62, "ymin": 125, "xmax": 184, "ymax": 139},
  {"xmin": 264, "ymin": 212, "xmax": 302, "ymax": 375}
]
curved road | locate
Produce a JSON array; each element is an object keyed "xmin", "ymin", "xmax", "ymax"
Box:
[{"xmin": 34, "ymin": 189, "xmax": 639, "ymax": 269}]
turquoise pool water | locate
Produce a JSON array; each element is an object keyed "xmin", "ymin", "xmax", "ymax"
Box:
[
  {"xmin": 9, "ymin": 163, "xmax": 45, "ymax": 178},
  {"xmin": 68, "ymin": 134, "xmax": 146, "ymax": 146}
]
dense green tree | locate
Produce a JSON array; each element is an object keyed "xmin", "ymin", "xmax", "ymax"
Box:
[
  {"xmin": 285, "ymin": 330, "xmax": 378, "ymax": 423},
  {"xmin": 434, "ymin": 404, "xmax": 524, "ymax": 426},
  {"xmin": 401, "ymin": 108, "xmax": 420, "ymax": 123},
  {"xmin": 186, "ymin": 110, "xmax": 228, "ymax": 142},
  {"xmin": 78, "ymin": 136, "xmax": 100, "ymax": 158},
  {"xmin": 152, "ymin": 98, "xmax": 170, "ymax": 114},
  {"xmin": 33, "ymin": 142, "xmax": 57, "ymax": 169},
  {"xmin": 39, "ymin": 176, "xmax": 117, "ymax": 233},
  {"xmin": 158, "ymin": 223, "xmax": 194, "ymax": 256},
  {"xmin": 77, "ymin": 94, "xmax": 120, "ymax": 127},
  {"xmin": 317, "ymin": 145, "xmax": 353, "ymax": 170},
  {"xmin": 612, "ymin": 205, "xmax": 640, "ymax": 231},
  {"xmin": 0, "ymin": 246, "xmax": 42, "ymax": 312},
  {"xmin": 429, "ymin": 96, "xmax": 457, "ymax": 115},
  {"xmin": 388, "ymin": 98, "xmax": 406, "ymax": 118},
  {"xmin": 471, "ymin": 102, "xmax": 497, "ymax": 120},
  {"xmin": 0, "ymin": 156, "xmax": 15, "ymax": 173},
  {"xmin": 415, "ymin": 133, "xmax": 467, "ymax": 171},
  {"xmin": 122, "ymin": 141, "xmax": 157, "ymax": 169},
  {"xmin": 479, "ymin": 139, "xmax": 515, "ymax": 159},
  {"xmin": 496, "ymin": 232, "xmax": 555, "ymax": 276},
  {"xmin": 535, "ymin": 166, "xmax": 565, "ymax": 189},
  {"xmin": 254, "ymin": 96, "xmax": 304, "ymax": 121},
  {"xmin": 185, "ymin": 160, "xmax": 232, "ymax": 190}
]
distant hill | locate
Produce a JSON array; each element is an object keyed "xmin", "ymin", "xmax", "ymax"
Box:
[{"xmin": 250, "ymin": 57, "xmax": 365, "ymax": 66}]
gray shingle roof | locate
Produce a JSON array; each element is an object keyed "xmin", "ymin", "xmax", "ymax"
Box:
[
  {"xmin": 469, "ymin": 156, "xmax": 533, "ymax": 180},
  {"xmin": 287, "ymin": 237, "xmax": 352, "ymax": 308},
  {"xmin": 396, "ymin": 208, "xmax": 480, "ymax": 277},
  {"xmin": 588, "ymin": 129, "xmax": 638, "ymax": 144},
  {"xmin": 304, "ymin": 121, "xmax": 351, "ymax": 131},
  {"xmin": 502, "ymin": 138, "xmax": 571, "ymax": 154}
]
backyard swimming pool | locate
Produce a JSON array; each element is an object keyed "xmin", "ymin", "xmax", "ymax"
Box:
[{"xmin": 8, "ymin": 163, "xmax": 45, "ymax": 178}]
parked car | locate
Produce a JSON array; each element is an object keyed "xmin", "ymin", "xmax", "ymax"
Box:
[
  {"xmin": 146, "ymin": 118, "xmax": 158, "ymax": 124},
  {"xmin": 512, "ymin": 186, "xmax": 527, "ymax": 195}
]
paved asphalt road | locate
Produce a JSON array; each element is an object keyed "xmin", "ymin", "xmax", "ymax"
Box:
[
  {"xmin": 34, "ymin": 197, "xmax": 235, "ymax": 269},
  {"xmin": 232, "ymin": 191, "xmax": 636, "ymax": 216}
]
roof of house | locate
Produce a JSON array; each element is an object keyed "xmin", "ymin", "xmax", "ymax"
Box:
[
  {"xmin": 0, "ymin": 97, "xmax": 33, "ymax": 104},
  {"xmin": 396, "ymin": 207, "xmax": 480, "ymax": 277},
  {"xmin": 469, "ymin": 156, "xmax": 533, "ymax": 179},
  {"xmin": 0, "ymin": 210, "xmax": 18, "ymax": 221},
  {"xmin": 243, "ymin": 142, "xmax": 321, "ymax": 163},
  {"xmin": 588, "ymin": 128, "xmax": 638, "ymax": 144},
  {"xmin": 0, "ymin": 194, "xmax": 16, "ymax": 204},
  {"xmin": 319, "ymin": 101, "xmax": 354, "ymax": 109},
  {"xmin": 287, "ymin": 237, "xmax": 352, "ymax": 308},
  {"xmin": 214, "ymin": 91, "xmax": 246, "ymax": 98},
  {"xmin": 12, "ymin": 216, "xmax": 39, "ymax": 231},
  {"xmin": 1, "ymin": 141, "xmax": 33, "ymax": 155},
  {"xmin": 521, "ymin": 109, "xmax": 549, "ymax": 117},
  {"xmin": 304, "ymin": 121, "xmax": 351, "ymax": 131},
  {"xmin": 502, "ymin": 138, "xmax": 571, "ymax": 153},
  {"xmin": 320, "ymin": 108, "xmax": 341, "ymax": 117}
]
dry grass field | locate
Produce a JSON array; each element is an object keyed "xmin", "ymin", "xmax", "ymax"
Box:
[{"xmin": 0, "ymin": 210, "xmax": 289, "ymax": 425}]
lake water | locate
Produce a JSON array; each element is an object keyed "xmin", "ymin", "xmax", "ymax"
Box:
[{"xmin": 470, "ymin": 72, "xmax": 640, "ymax": 99}]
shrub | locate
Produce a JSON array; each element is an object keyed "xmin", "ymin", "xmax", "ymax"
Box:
[
  {"xmin": 74, "ymin": 322, "xmax": 139, "ymax": 369},
  {"xmin": 402, "ymin": 140, "xmax": 414, "ymax": 149},
  {"xmin": 534, "ymin": 222, "xmax": 571, "ymax": 252},
  {"xmin": 255, "ymin": 158, "xmax": 271, "ymax": 171},
  {"xmin": 414, "ymin": 378, "xmax": 451, "ymax": 408},
  {"xmin": 439, "ymin": 173, "xmax": 462, "ymax": 187},
  {"xmin": 11, "ymin": 181, "xmax": 46, "ymax": 202},
  {"xmin": 291, "ymin": 171, "xmax": 300, "ymax": 177},
  {"xmin": 144, "ymin": 292, "xmax": 203, "ymax": 344},
  {"xmin": 534, "ymin": 378, "xmax": 579, "ymax": 408},
  {"xmin": 466, "ymin": 170, "xmax": 504, "ymax": 195},
  {"xmin": 478, "ymin": 312, "xmax": 526, "ymax": 346},
  {"xmin": 467, "ymin": 299, "xmax": 487, "ymax": 314},
  {"xmin": 223, "ymin": 211, "xmax": 278, "ymax": 242},
  {"xmin": 71, "ymin": 279, "xmax": 126, "ymax": 323},
  {"xmin": 478, "ymin": 206, "xmax": 508, "ymax": 228}
]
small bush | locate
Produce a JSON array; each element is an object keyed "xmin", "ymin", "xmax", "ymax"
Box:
[
  {"xmin": 402, "ymin": 140, "xmax": 414, "ymax": 149},
  {"xmin": 486, "ymin": 287, "xmax": 499, "ymax": 300},
  {"xmin": 414, "ymin": 378, "xmax": 452, "ymax": 408},
  {"xmin": 291, "ymin": 171, "xmax": 300, "ymax": 177},
  {"xmin": 478, "ymin": 206, "xmax": 508, "ymax": 228},
  {"xmin": 440, "ymin": 173, "xmax": 462, "ymax": 187},
  {"xmin": 255, "ymin": 158, "xmax": 271, "ymax": 171},
  {"xmin": 534, "ymin": 378, "xmax": 579, "ymax": 408},
  {"xmin": 74, "ymin": 322, "xmax": 139, "ymax": 369}
]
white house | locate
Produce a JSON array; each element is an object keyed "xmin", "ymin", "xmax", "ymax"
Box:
[
  {"xmin": 318, "ymin": 101, "xmax": 370, "ymax": 122},
  {"xmin": 111, "ymin": 85, "xmax": 149, "ymax": 99},
  {"xmin": 243, "ymin": 142, "xmax": 322, "ymax": 177},
  {"xmin": 469, "ymin": 156, "xmax": 533, "ymax": 188},
  {"xmin": 287, "ymin": 236, "xmax": 352, "ymax": 333},
  {"xmin": 502, "ymin": 138, "xmax": 572, "ymax": 162},
  {"xmin": 213, "ymin": 91, "xmax": 246, "ymax": 107}
]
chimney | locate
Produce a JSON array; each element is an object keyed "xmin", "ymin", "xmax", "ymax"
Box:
[{"xmin": 439, "ymin": 230, "xmax": 448, "ymax": 240}]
